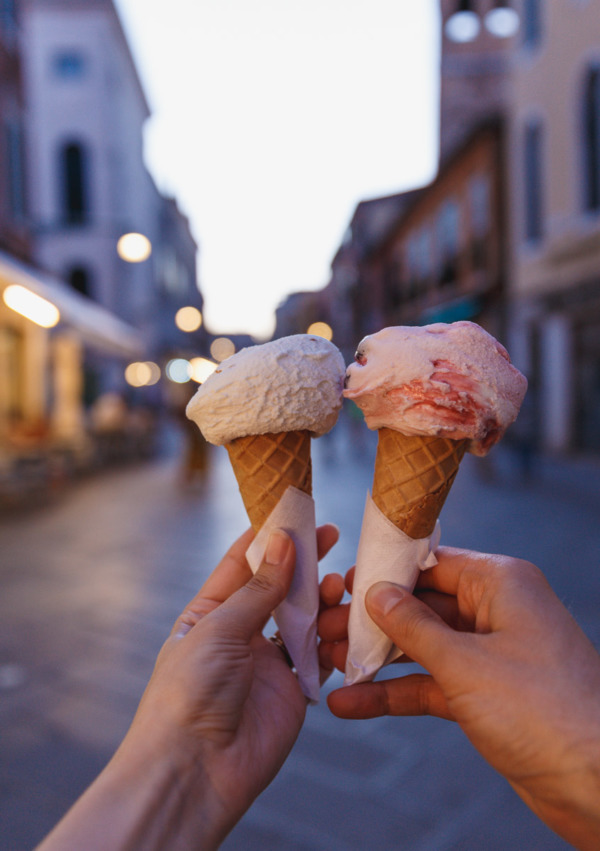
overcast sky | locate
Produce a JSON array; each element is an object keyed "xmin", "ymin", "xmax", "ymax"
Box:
[{"xmin": 114, "ymin": 0, "xmax": 441, "ymax": 339}]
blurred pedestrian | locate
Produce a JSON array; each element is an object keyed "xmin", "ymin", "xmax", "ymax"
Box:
[{"xmin": 170, "ymin": 383, "xmax": 210, "ymax": 488}]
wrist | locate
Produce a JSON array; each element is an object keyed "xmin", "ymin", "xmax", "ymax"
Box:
[
  {"xmin": 520, "ymin": 732, "xmax": 600, "ymax": 851},
  {"xmin": 38, "ymin": 726, "xmax": 229, "ymax": 851},
  {"xmin": 107, "ymin": 725, "xmax": 230, "ymax": 851}
]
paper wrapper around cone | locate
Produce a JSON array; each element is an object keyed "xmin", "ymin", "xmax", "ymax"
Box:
[
  {"xmin": 344, "ymin": 428, "xmax": 467, "ymax": 686},
  {"xmin": 372, "ymin": 427, "xmax": 467, "ymax": 538},
  {"xmin": 226, "ymin": 429, "xmax": 320, "ymax": 703},
  {"xmin": 225, "ymin": 430, "xmax": 312, "ymax": 532}
]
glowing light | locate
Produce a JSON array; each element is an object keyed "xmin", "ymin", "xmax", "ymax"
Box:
[
  {"xmin": 484, "ymin": 8, "xmax": 519, "ymax": 38},
  {"xmin": 307, "ymin": 321, "xmax": 333, "ymax": 341},
  {"xmin": 3, "ymin": 284, "xmax": 60, "ymax": 328},
  {"xmin": 175, "ymin": 306, "xmax": 203, "ymax": 332},
  {"xmin": 117, "ymin": 232, "xmax": 152, "ymax": 263},
  {"xmin": 189, "ymin": 357, "xmax": 217, "ymax": 384},
  {"xmin": 445, "ymin": 11, "xmax": 480, "ymax": 43},
  {"xmin": 210, "ymin": 337, "xmax": 236, "ymax": 361},
  {"xmin": 124, "ymin": 361, "xmax": 161, "ymax": 387},
  {"xmin": 166, "ymin": 358, "xmax": 191, "ymax": 383}
]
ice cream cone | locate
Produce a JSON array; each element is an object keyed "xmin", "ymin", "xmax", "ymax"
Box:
[
  {"xmin": 372, "ymin": 427, "xmax": 467, "ymax": 539},
  {"xmin": 226, "ymin": 429, "xmax": 312, "ymax": 532}
]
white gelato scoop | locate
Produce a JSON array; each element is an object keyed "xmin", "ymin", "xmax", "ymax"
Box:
[{"xmin": 186, "ymin": 334, "xmax": 346, "ymax": 445}]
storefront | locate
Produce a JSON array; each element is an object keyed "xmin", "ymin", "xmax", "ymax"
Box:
[{"xmin": 0, "ymin": 251, "xmax": 144, "ymax": 492}]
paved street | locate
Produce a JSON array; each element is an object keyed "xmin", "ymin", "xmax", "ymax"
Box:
[{"xmin": 1, "ymin": 416, "xmax": 599, "ymax": 850}]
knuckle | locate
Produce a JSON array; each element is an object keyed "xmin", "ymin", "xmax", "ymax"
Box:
[{"xmin": 246, "ymin": 567, "xmax": 279, "ymax": 598}]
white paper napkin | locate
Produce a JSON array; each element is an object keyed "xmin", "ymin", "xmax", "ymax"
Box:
[
  {"xmin": 245, "ymin": 486, "xmax": 320, "ymax": 703},
  {"xmin": 344, "ymin": 493, "xmax": 440, "ymax": 686}
]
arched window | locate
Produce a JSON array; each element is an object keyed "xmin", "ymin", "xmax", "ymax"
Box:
[
  {"xmin": 583, "ymin": 67, "xmax": 600, "ymax": 212},
  {"xmin": 522, "ymin": 0, "xmax": 542, "ymax": 49},
  {"xmin": 67, "ymin": 265, "xmax": 93, "ymax": 298},
  {"xmin": 60, "ymin": 141, "xmax": 89, "ymax": 224},
  {"xmin": 524, "ymin": 121, "xmax": 544, "ymax": 242}
]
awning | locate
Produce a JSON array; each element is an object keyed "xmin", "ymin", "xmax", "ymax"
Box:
[
  {"xmin": 0, "ymin": 250, "xmax": 145, "ymax": 359},
  {"xmin": 420, "ymin": 295, "xmax": 483, "ymax": 325}
]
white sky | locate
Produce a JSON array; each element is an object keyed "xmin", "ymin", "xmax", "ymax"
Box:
[{"xmin": 113, "ymin": 0, "xmax": 441, "ymax": 339}]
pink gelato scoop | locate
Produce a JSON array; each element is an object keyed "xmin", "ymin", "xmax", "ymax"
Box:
[{"xmin": 343, "ymin": 321, "xmax": 528, "ymax": 456}]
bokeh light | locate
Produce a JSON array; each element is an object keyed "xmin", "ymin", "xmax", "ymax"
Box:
[
  {"xmin": 166, "ymin": 358, "xmax": 191, "ymax": 383},
  {"xmin": 484, "ymin": 8, "xmax": 519, "ymax": 38},
  {"xmin": 175, "ymin": 306, "xmax": 203, "ymax": 332},
  {"xmin": 189, "ymin": 357, "xmax": 217, "ymax": 384},
  {"xmin": 210, "ymin": 337, "xmax": 236, "ymax": 361},
  {"xmin": 307, "ymin": 321, "xmax": 333, "ymax": 341},
  {"xmin": 445, "ymin": 11, "xmax": 480, "ymax": 43},
  {"xmin": 117, "ymin": 232, "xmax": 152, "ymax": 263},
  {"xmin": 3, "ymin": 284, "xmax": 60, "ymax": 328},
  {"xmin": 124, "ymin": 361, "xmax": 161, "ymax": 387}
]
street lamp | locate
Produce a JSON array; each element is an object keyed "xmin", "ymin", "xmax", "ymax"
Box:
[
  {"xmin": 175, "ymin": 306, "xmax": 202, "ymax": 332},
  {"xmin": 117, "ymin": 232, "xmax": 152, "ymax": 263},
  {"xmin": 3, "ymin": 284, "xmax": 60, "ymax": 328},
  {"xmin": 484, "ymin": 1, "xmax": 519, "ymax": 38},
  {"xmin": 307, "ymin": 321, "xmax": 333, "ymax": 341},
  {"xmin": 445, "ymin": 0, "xmax": 480, "ymax": 43}
]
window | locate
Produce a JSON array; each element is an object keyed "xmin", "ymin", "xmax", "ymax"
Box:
[
  {"xmin": 436, "ymin": 200, "xmax": 461, "ymax": 285},
  {"xmin": 468, "ymin": 174, "xmax": 491, "ymax": 237},
  {"xmin": 522, "ymin": 0, "xmax": 542, "ymax": 49},
  {"xmin": 60, "ymin": 142, "xmax": 89, "ymax": 224},
  {"xmin": 53, "ymin": 51, "xmax": 87, "ymax": 80},
  {"xmin": 5, "ymin": 120, "xmax": 25, "ymax": 219},
  {"xmin": 67, "ymin": 266, "xmax": 93, "ymax": 298},
  {"xmin": 582, "ymin": 67, "xmax": 600, "ymax": 212},
  {"xmin": 0, "ymin": 0, "xmax": 16, "ymax": 35},
  {"xmin": 524, "ymin": 121, "xmax": 544, "ymax": 242}
]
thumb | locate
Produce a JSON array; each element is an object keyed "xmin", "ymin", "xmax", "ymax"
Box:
[
  {"xmin": 365, "ymin": 581, "xmax": 456, "ymax": 673},
  {"xmin": 213, "ymin": 529, "xmax": 295, "ymax": 642}
]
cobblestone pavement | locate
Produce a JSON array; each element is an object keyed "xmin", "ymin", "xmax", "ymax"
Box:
[{"xmin": 1, "ymin": 417, "xmax": 599, "ymax": 850}]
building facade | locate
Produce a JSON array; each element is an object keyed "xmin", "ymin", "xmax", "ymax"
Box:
[
  {"xmin": 0, "ymin": 0, "xmax": 29, "ymax": 262},
  {"xmin": 368, "ymin": 119, "xmax": 506, "ymax": 336},
  {"xmin": 321, "ymin": 0, "xmax": 600, "ymax": 455},
  {"xmin": 506, "ymin": 0, "xmax": 600, "ymax": 453},
  {"xmin": 19, "ymin": 0, "xmax": 203, "ymax": 392}
]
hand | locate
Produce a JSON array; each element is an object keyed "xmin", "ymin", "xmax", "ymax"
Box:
[
  {"xmin": 38, "ymin": 523, "xmax": 339, "ymax": 851},
  {"xmin": 130, "ymin": 522, "xmax": 338, "ymax": 837},
  {"xmin": 318, "ymin": 548, "xmax": 600, "ymax": 851}
]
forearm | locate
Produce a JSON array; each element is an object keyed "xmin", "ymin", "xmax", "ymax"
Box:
[{"xmin": 35, "ymin": 734, "xmax": 226, "ymax": 851}]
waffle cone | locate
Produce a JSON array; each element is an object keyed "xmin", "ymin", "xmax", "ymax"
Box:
[
  {"xmin": 372, "ymin": 427, "xmax": 467, "ymax": 539},
  {"xmin": 225, "ymin": 430, "xmax": 312, "ymax": 532}
]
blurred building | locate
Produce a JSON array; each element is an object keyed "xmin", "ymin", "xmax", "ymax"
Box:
[
  {"xmin": 505, "ymin": 0, "xmax": 600, "ymax": 452},
  {"xmin": 323, "ymin": 0, "xmax": 600, "ymax": 455},
  {"xmin": 356, "ymin": 119, "xmax": 506, "ymax": 338},
  {"xmin": 274, "ymin": 290, "xmax": 331, "ymax": 339},
  {"xmin": 19, "ymin": 0, "xmax": 204, "ymax": 394},
  {"xmin": 0, "ymin": 0, "xmax": 207, "ymax": 500},
  {"xmin": 0, "ymin": 0, "xmax": 151, "ymax": 498},
  {"xmin": 0, "ymin": 0, "xmax": 29, "ymax": 263}
]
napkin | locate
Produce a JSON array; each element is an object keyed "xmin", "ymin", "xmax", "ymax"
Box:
[
  {"xmin": 344, "ymin": 493, "xmax": 440, "ymax": 685},
  {"xmin": 246, "ymin": 486, "xmax": 320, "ymax": 703}
]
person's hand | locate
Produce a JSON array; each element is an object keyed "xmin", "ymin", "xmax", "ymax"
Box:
[
  {"xmin": 38, "ymin": 523, "xmax": 338, "ymax": 851},
  {"xmin": 318, "ymin": 548, "xmax": 600, "ymax": 851}
]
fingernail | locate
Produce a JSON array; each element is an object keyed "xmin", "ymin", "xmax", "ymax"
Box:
[
  {"xmin": 367, "ymin": 582, "xmax": 405, "ymax": 617},
  {"xmin": 265, "ymin": 529, "xmax": 290, "ymax": 565}
]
